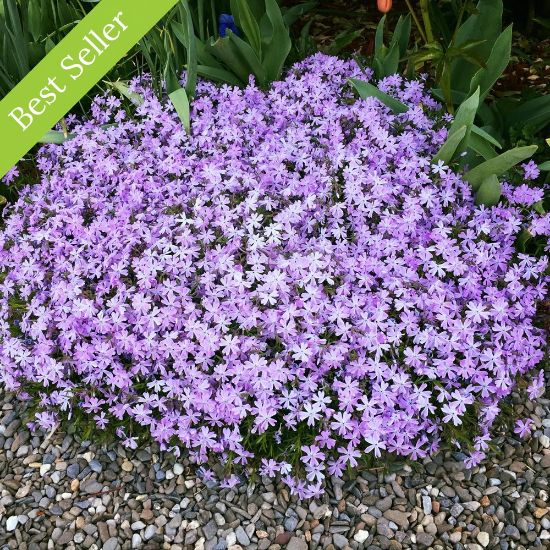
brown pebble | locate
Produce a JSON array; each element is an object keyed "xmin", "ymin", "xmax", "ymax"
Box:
[
  {"xmin": 480, "ymin": 495, "xmax": 490, "ymax": 507},
  {"xmin": 274, "ymin": 532, "xmax": 292, "ymax": 545}
]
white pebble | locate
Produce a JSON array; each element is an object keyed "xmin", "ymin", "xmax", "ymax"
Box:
[
  {"xmin": 6, "ymin": 516, "xmax": 18, "ymax": 531},
  {"xmin": 354, "ymin": 530, "xmax": 369, "ymax": 544},
  {"xmin": 477, "ymin": 531, "xmax": 490, "ymax": 547}
]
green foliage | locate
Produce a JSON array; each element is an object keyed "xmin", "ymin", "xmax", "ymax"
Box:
[
  {"xmin": 372, "ymin": 14, "xmax": 411, "ymax": 79},
  {"xmin": 349, "ymin": 78, "xmax": 408, "ymax": 113},
  {"xmin": 464, "ymin": 144, "xmax": 538, "ymax": 190},
  {"xmin": 0, "ymin": 0, "xmax": 91, "ymax": 98},
  {"xmin": 138, "ymin": 0, "xmax": 310, "ymax": 92}
]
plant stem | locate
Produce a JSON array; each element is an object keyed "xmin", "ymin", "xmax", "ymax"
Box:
[
  {"xmin": 419, "ymin": 0, "xmax": 434, "ymax": 43},
  {"xmin": 404, "ymin": 0, "xmax": 427, "ymax": 44}
]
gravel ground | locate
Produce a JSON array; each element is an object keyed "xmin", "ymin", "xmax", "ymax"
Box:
[{"xmin": 0, "ymin": 385, "xmax": 549, "ymax": 550}]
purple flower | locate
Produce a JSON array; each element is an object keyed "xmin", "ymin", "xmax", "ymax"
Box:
[
  {"xmin": 514, "ymin": 418, "xmax": 533, "ymax": 439},
  {"xmin": 522, "ymin": 160, "xmax": 540, "ymax": 181},
  {"xmin": 0, "ymin": 54, "xmax": 547, "ymax": 496}
]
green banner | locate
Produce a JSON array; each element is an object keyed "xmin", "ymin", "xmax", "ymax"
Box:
[{"xmin": 0, "ymin": 0, "xmax": 178, "ymax": 179}]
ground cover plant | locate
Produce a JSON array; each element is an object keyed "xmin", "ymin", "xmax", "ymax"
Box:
[{"xmin": 0, "ymin": 54, "xmax": 548, "ymax": 498}]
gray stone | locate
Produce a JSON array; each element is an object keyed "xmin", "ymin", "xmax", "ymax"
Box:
[
  {"xmin": 504, "ymin": 525, "xmax": 520, "ymax": 540},
  {"xmin": 80, "ymin": 479, "xmax": 103, "ymax": 494},
  {"xmin": 333, "ymin": 533, "xmax": 349, "ymax": 549},
  {"xmin": 67, "ymin": 463, "xmax": 80, "ymax": 478},
  {"xmin": 203, "ymin": 519, "xmax": 217, "ymax": 540},
  {"xmin": 235, "ymin": 526, "xmax": 250, "ymax": 546},
  {"xmin": 422, "ymin": 496, "xmax": 432, "ymax": 515},
  {"xmin": 450, "ymin": 503, "xmax": 464, "ymax": 517},
  {"xmin": 143, "ymin": 525, "xmax": 156, "ymax": 540},
  {"xmin": 287, "ymin": 537, "xmax": 308, "ymax": 550},
  {"xmin": 416, "ymin": 532, "xmax": 434, "ymax": 547},
  {"xmin": 102, "ymin": 537, "xmax": 119, "ymax": 550}
]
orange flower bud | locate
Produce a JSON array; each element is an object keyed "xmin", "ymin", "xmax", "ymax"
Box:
[{"xmin": 377, "ymin": 0, "xmax": 392, "ymax": 13}]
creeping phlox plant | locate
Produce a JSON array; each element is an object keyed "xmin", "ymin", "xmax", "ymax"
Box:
[{"xmin": 0, "ymin": 55, "xmax": 548, "ymax": 498}]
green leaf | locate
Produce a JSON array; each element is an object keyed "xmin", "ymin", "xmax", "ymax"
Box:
[
  {"xmin": 448, "ymin": 87, "xmax": 480, "ymax": 154},
  {"xmin": 451, "ymin": 0, "xmax": 503, "ymax": 92},
  {"xmin": 468, "ymin": 25, "xmax": 512, "ymax": 100},
  {"xmin": 533, "ymin": 201, "xmax": 545, "ymax": 215},
  {"xmin": 349, "ymin": 79, "xmax": 408, "ymax": 114},
  {"xmin": 382, "ymin": 41, "xmax": 400, "ymax": 77},
  {"xmin": 169, "ymin": 87, "xmax": 191, "ymax": 133},
  {"xmin": 325, "ymin": 28, "xmax": 363, "ymax": 56},
  {"xmin": 282, "ymin": 2, "xmax": 315, "ymax": 26},
  {"xmin": 375, "ymin": 15, "xmax": 386, "ymax": 55},
  {"xmin": 207, "ymin": 33, "xmax": 264, "ymax": 85},
  {"xmin": 391, "ymin": 14, "xmax": 411, "ymax": 58},
  {"xmin": 464, "ymin": 145, "xmax": 538, "ymax": 190},
  {"xmin": 106, "ymin": 80, "xmax": 145, "ymax": 106},
  {"xmin": 262, "ymin": 0, "xmax": 291, "ymax": 84},
  {"xmin": 474, "ymin": 174, "xmax": 501, "ymax": 206},
  {"xmin": 178, "ymin": 0, "xmax": 197, "ymax": 98},
  {"xmin": 468, "ymin": 132, "xmax": 497, "ymax": 159},
  {"xmin": 230, "ymin": 0, "xmax": 262, "ymax": 55},
  {"xmin": 196, "ymin": 64, "xmax": 243, "ymax": 86},
  {"xmin": 504, "ymin": 94, "xmax": 550, "ymax": 132},
  {"xmin": 434, "ymin": 125, "xmax": 467, "ymax": 164},
  {"xmin": 471, "ymin": 124, "xmax": 502, "ymax": 148},
  {"xmin": 538, "ymin": 161, "xmax": 550, "ymax": 171},
  {"xmin": 38, "ymin": 130, "xmax": 75, "ymax": 144}
]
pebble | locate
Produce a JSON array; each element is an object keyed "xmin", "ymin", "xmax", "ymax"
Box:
[
  {"xmin": 6, "ymin": 516, "xmax": 18, "ymax": 531},
  {"xmin": 477, "ymin": 531, "xmax": 490, "ymax": 547},
  {"xmin": 0, "ymin": 373, "xmax": 548, "ymax": 550},
  {"xmin": 333, "ymin": 533, "xmax": 348, "ymax": 548},
  {"xmin": 235, "ymin": 526, "xmax": 250, "ymax": 546},
  {"xmin": 287, "ymin": 537, "xmax": 308, "ymax": 550},
  {"xmin": 103, "ymin": 537, "xmax": 119, "ymax": 550}
]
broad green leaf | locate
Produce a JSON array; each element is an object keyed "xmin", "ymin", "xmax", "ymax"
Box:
[
  {"xmin": 451, "ymin": 0, "xmax": 503, "ymax": 92},
  {"xmin": 464, "ymin": 145, "xmax": 538, "ymax": 190},
  {"xmin": 196, "ymin": 64, "xmax": 243, "ymax": 86},
  {"xmin": 434, "ymin": 125, "xmax": 467, "ymax": 164},
  {"xmin": 325, "ymin": 29, "xmax": 363, "ymax": 56},
  {"xmin": 468, "ymin": 25, "xmax": 512, "ymax": 100},
  {"xmin": 105, "ymin": 81, "xmax": 145, "ymax": 106},
  {"xmin": 169, "ymin": 87, "xmax": 191, "ymax": 133},
  {"xmin": 505, "ymin": 94, "xmax": 550, "ymax": 131},
  {"xmin": 262, "ymin": 0, "xmax": 291, "ymax": 84},
  {"xmin": 538, "ymin": 161, "xmax": 550, "ymax": 171},
  {"xmin": 283, "ymin": 2, "xmax": 315, "ymax": 26},
  {"xmin": 231, "ymin": 0, "xmax": 262, "ymax": 55},
  {"xmin": 38, "ymin": 130, "xmax": 75, "ymax": 144},
  {"xmin": 391, "ymin": 14, "xmax": 411, "ymax": 58},
  {"xmin": 382, "ymin": 40, "xmax": 400, "ymax": 77},
  {"xmin": 475, "ymin": 174, "xmax": 501, "ymax": 206},
  {"xmin": 227, "ymin": 32, "xmax": 265, "ymax": 83},
  {"xmin": 448, "ymin": 87, "xmax": 480, "ymax": 154},
  {"xmin": 471, "ymin": 124, "xmax": 502, "ymax": 148},
  {"xmin": 375, "ymin": 15, "xmax": 386, "ymax": 55},
  {"xmin": 468, "ymin": 132, "xmax": 497, "ymax": 159},
  {"xmin": 208, "ymin": 34, "xmax": 263, "ymax": 85},
  {"xmin": 349, "ymin": 79, "xmax": 408, "ymax": 114}
]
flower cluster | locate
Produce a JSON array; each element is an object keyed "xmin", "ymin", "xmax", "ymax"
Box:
[{"xmin": 0, "ymin": 54, "xmax": 548, "ymax": 497}]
